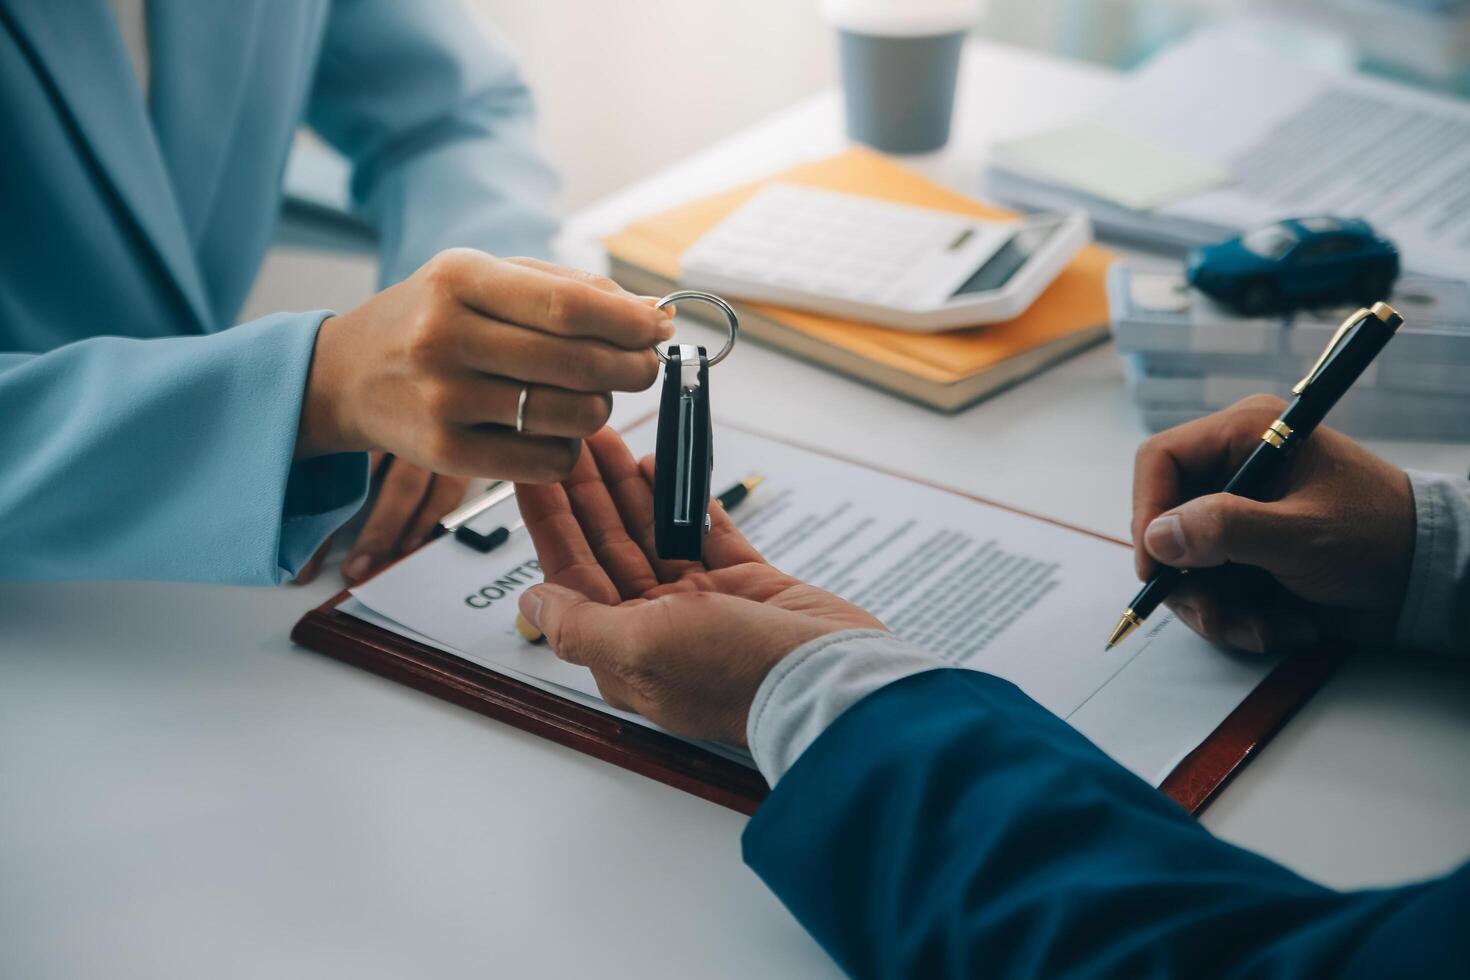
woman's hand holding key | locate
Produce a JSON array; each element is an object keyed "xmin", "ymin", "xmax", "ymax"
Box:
[{"xmin": 295, "ymin": 250, "xmax": 674, "ymax": 482}]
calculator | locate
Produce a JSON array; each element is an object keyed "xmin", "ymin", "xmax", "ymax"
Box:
[{"xmin": 679, "ymin": 184, "xmax": 1091, "ymax": 332}]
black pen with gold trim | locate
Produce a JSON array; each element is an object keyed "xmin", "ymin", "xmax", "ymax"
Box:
[{"xmin": 1105, "ymin": 301, "xmax": 1405, "ymax": 650}]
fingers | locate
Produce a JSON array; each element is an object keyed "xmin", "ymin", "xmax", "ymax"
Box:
[
  {"xmin": 433, "ymin": 313, "xmax": 659, "ymax": 393},
  {"xmin": 294, "ymin": 534, "xmax": 333, "ymax": 585},
  {"xmin": 515, "ymin": 476, "xmax": 624, "ymax": 605},
  {"xmin": 502, "ymin": 258, "xmax": 650, "ymax": 303},
  {"xmin": 1166, "ymin": 575, "xmax": 1320, "ymax": 654},
  {"xmin": 564, "ymin": 431, "xmax": 662, "ymax": 599},
  {"xmin": 1131, "ymin": 433, "xmax": 1184, "ymax": 579},
  {"xmin": 587, "ymin": 434, "xmax": 700, "ymax": 583},
  {"xmin": 517, "ymin": 584, "xmax": 645, "ymax": 710},
  {"xmin": 706, "ymin": 499, "xmax": 767, "ymax": 568},
  {"xmin": 635, "ymin": 455, "xmax": 766, "ymax": 570},
  {"xmin": 429, "ymin": 372, "xmax": 613, "ymax": 438},
  {"xmin": 425, "ymin": 427, "xmax": 582, "ymax": 483},
  {"xmin": 518, "ymin": 583, "xmax": 621, "ymax": 669},
  {"xmin": 518, "ymin": 427, "xmax": 762, "ymax": 607},
  {"xmin": 403, "ymin": 474, "xmax": 471, "ymax": 554},
  {"xmin": 1131, "ymin": 394, "xmax": 1288, "ymax": 578},
  {"xmin": 1143, "ymin": 492, "xmax": 1298, "ymax": 571},
  {"xmin": 423, "ymin": 250, "xmax": 674, "ymax": 350},
  {"xmin": 517, "ymin": 583, "xmax": 596, "ymax": 662},
  {"xmin": 503, "ymin": 259, "xmax": 666, "ymax": 321},
  {"xmin": 443, "ymin": 311, "xmax": 661, "ymax": 393},
  {"xmin": 344, "ymin": 458, "xmax": 433, "ymax": 582}
]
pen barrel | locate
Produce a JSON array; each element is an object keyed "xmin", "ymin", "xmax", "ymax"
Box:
[
  {"xmin": 717, "ymin": 485, "xmax": 749, "ymax": 511},
  {"xmin": 1220, "ymin": 439, "xmax": 1286, "ymax": 499},
  {"xmin": 1130, "ymin": 564, "xmax": 1184, "ymax": 620},
  {"xmin": 1282, "ymin": 313, "xmax": 1399, "ymax": 439}
]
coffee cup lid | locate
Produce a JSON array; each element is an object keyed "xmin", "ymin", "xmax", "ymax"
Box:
[{"xmin": 821, "ymin": 0, "xmax": 978, "ymax": 37}]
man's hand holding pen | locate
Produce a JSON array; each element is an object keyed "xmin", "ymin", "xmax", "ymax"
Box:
[
  {"xmin": 1109, "ymin": 302, "xmax": 1413, "ymax": 650},
  {"xmin": 1130, "ymin": 394, "xmax": 1415, "ymax": 653}
]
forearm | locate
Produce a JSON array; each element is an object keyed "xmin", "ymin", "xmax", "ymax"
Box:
[
  {"xmin": 744, "ymin": 667, "xmax": 1465, "ymax": 977},
  {"xmin": 0, "ymin": 313, "xmax": 368, "ymax": 584},
  {"xmin": 354, "ymin": 104, "xmax": 559, "ymax": 284},
  {"xmin": 747, "ymin": 630, "xmax": 945, "ymax": 783},
  {"xmin": 1397, "ymin": 470, "xmax": 1470, "ymax": 659},
  {"xmin": 306, "ymin": 0, "xmax": 559, "ymax": 285}
]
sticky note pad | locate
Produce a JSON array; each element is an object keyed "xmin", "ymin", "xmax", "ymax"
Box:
[{"xmin": 996, "ymin": 123, "xmax": 1231, "ymax": 211}]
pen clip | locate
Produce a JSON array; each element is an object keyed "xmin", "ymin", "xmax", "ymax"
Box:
[{"xmin": 1291, "ymin": 307, "xmax": 1371, "ymax": 396}]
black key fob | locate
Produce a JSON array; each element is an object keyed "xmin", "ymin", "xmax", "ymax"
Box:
[{"xmin": 654, "ymin": 343, "xmax": 712, "ymax": 560}]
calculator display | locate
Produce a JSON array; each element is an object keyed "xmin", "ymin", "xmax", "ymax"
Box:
[{"xmin": 950, "ymin": 218, "xmax": 1065, "ymax": 297}]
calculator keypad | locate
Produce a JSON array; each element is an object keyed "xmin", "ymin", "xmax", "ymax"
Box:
[{"xmin": 682, "ymin": 184, "xmax": 1002, "ymax": 311}]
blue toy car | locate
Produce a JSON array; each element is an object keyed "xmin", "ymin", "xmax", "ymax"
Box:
[{"xmin": 1186, "ymin": 217, "xmax": 1399, "ymax": 316}]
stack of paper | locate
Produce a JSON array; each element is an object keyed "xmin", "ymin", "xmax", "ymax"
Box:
[
  {"xmin": 986, "ymin": 33, "xmax": 1470, "ymax": 278},
  {"xmin": 1109, "ymin": 264, "xmax": 1470, "ymax": 440}
]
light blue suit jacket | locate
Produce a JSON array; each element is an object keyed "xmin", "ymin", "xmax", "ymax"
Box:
[{"xmin": 0, "ymin": 0, "xmax": 558, "ymax": 584}]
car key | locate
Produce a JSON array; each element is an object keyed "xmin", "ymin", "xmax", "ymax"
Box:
[
  {"xmin": 650, "ymin": 291, "xmax": 739, "ymax": 561},
  {"xmin": 654, "ymin": 344, "xmax": 712, "ymax": 560}
]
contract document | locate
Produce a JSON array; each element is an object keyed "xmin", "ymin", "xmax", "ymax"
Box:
[{"xmin": 348, "ymin": 423, "xmax": 1276, "ymax": 786}]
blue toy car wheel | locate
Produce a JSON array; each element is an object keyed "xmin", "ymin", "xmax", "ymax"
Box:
[{"xmin": 1238, "ymin": 278, "xmax": 1279, "ymax": 316}]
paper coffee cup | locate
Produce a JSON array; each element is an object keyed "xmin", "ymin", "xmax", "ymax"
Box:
[{"xmin": 822, "ymin": 0, "xmax": 980, "ymax": 154}]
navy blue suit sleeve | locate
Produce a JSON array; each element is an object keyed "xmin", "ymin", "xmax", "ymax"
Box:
[{"xmin": 742, "ymin": 669, "xmax": 1469, "ymax": 978}]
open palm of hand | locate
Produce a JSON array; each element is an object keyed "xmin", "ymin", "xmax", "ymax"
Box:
[{"xmin": 515, "ymin": 428, "xmax": 883, "ymax": 745}]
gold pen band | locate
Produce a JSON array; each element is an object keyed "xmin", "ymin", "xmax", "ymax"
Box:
[{"xmin": 1260, "ymin": 419, "xmax": 1293, "ymax": 449}]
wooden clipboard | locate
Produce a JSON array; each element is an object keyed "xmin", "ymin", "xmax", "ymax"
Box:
[{"xmin": 292, "ymin": 424, "xmax": 1341, "ymax": 817}]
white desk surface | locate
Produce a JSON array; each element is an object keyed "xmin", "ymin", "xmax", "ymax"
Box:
[{"xmin": 4, "ymin": 39, "xmax": 1470, "ymax": 980}]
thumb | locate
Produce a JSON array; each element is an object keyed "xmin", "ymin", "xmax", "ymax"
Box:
[
  {"xmin": 519, "ymin": 583, "xmax": 617, "ymax": 668},
  {"xmin": 1144, "ymin": 494, "xmax": 1293, "ymax": 571}
]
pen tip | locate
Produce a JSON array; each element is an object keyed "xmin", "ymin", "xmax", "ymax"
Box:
[
  {"xmin": 743, "ymin": 474, "xmax": 765, "ymax": 492},
  {"xmin": 1105, "ymin": 610, "xmax": 1142, "ymax": 650}
]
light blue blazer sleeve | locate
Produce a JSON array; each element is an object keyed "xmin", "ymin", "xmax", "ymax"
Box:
[
  {"xmin": 0, "ymin": 0, "xmax": 553, "ymax": 586},
  {"xmin": 0, "ymin": 313, "xmax": 368, "ymax": 585},
  {"xmin": 306, "ymin": 0, "xmax": 561, "ymax": 284}
]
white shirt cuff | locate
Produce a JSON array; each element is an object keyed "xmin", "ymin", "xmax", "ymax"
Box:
[
  {"xmin": 746, "ymin": 629, "xmax": 948, "ymax": 785},
  {"xmin": 1397, "ymin": 470, "xmax": 1470, "ymax": 658}
]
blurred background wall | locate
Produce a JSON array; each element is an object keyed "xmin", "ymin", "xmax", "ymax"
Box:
[
  {"xmin": 246, "ymin": 0, "xmax": 1470, "ymax": 319},
  {"xmin": 471, "ymin": 0, "xmax": 838, "ymax": 210},
  {"xmin": 469, "ymin": 0, "xmax": 1470, "ymax": 213}
]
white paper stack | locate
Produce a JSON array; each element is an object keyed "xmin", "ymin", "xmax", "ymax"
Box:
[
  {"xmin": 1108, "ymin": 263, "xmax": 1470, "ymax": 441},
  {"xmin": 985, "ymin": 33, "xmax": 1470, "ymax": 278}
]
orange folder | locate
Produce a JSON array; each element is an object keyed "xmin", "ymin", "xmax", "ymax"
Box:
[{"xmin": 604, "ymin": 147, "xmax": 1114, "ymax": 411}]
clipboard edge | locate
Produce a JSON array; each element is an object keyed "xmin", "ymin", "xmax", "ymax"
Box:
[
  {"xmin": 1158, "ymin": 648, "xmax": 1341, "ymax": 814},
  {"xmin": 290, "ymin": 597, "xmax": 769, "ymax": 816}
]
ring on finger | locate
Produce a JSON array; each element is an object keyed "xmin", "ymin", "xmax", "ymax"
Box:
[{"xmin": 516, "ymin": 385, "xmax": 532, "ymax": 434}]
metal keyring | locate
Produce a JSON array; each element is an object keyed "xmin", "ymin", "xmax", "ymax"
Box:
[{"xmin": 654, "ymin": 290, "xmax": 739, "ymax": 366}]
